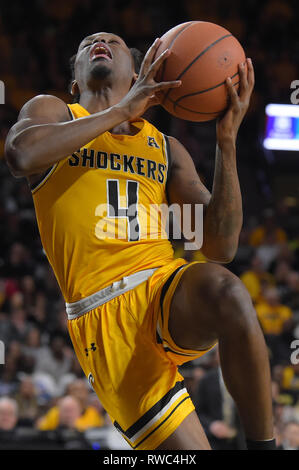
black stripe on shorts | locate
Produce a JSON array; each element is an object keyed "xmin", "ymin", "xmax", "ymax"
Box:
[
  {"xmin": 133, "ymin": 395, "xmax": 190, "ymax": 449},
  {"xmin": 114, "ymin": 379, "xmax": 186, "ymax": 440},
  {"xmin": 159, "ymin": 264, "xmax": 187, "ymax": 325}
]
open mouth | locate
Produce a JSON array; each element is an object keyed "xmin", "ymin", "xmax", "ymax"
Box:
[{"xmin": 90, "ymin": 42, "xmax": 113, "ymax": 62}]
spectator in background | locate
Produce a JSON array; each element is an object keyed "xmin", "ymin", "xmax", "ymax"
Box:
[
  {"xmin": 281, "ymin": 271, "xmax": 299, "ymax": 316},
  {"xmin": 34, "ymin": 332, "xmax": 72, "ymax": 388},
  {"xmin": 67, "ymin": 379, "xmax": 105, "ymax": 429},
  {"xmin": 240, "ymin": 253, "xmax": 275, "ymax": 303},
  {"xmin": 281, "ymin": 363, "xmax": 299, "ymax": 401},
  {"xmin": 0, "ymin": 277, "xmax": 19, "ymax": 311},
  {"xmin": 256, "ymin": 287, "xmax": 293, "ymax": 336},
  {"xmin": 249, "ymin": 209, "xmax": 287, "ymax": 248},
  {"xmin": 21, "ymin": 327, "xmax": 42, "ymax": 362},
  {"xmin": 20, "ymin": 275, "xmax": 36, "ymax": 314},
  {"xmin": 256, "ymin": 234, "xmax": 288, "ymax": 272},
  {"xmin": 14, "ymin": 375, "xmax": 39, "ymax": 426},
  {"xmin": 0, "ymin": 342, "xmax": 22, "ymax": 397},
  {"xmin": 229, "ymin": 228, "xmax": 254, "ymax": 276},
  {"xmin": 255, "ymin": 286, "xmax": 294, "ymax": 365},
  {"xmin": 53, "ymin": 395, "xmax": 82, "ymax": 430},
  {"xmin": 248, "ymin": 210, "xmax": 289, "ymax": 271},
  {"xmin": 278, "ymin": 421, "xmax": 299, "ymax": 450},
  {"xmin": 0, "ymin": 397, "xmax": 18, "ymax": 430},
  {"xmin": 5, "ymin": 242, "xmax": 34, "ymax": 280},
  {"xmin": 9, "ymin": 301, "xmax": 31, "ymax": 344},
  {"xmin": 37, "ymin": 379, "xmax": 104, "ymax": 431},
  {"xmin": 27, "ymin": 291, "xmax": 48, "ymax": 332},
  {"xmin": 273, "ymin": 260, "xmax": 292, "ymax": 298},
  {"xmin": 271, "ymin": 375, "xmax": 297, "ymax": 438}
]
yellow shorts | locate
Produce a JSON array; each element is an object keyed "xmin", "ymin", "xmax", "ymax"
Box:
[{"xmin": 67, "ymin": 258, "xmax": 214, "ymax": 450}]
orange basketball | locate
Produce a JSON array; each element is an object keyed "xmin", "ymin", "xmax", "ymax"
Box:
[{"xmin": 155, "ymin": 21, "xmax": 246, "ymax": 122}]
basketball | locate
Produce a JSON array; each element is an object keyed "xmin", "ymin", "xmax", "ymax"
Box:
[{"xmin": 155, "ymin": 21, "xmax": 246, "ymax": 122}]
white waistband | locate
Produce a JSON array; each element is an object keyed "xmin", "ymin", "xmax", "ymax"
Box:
[{"xmin": 66, "ymin": 268, "xmax": 157, "ymax": 320}]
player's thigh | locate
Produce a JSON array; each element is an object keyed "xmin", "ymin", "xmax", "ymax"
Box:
[
  {"xmin": 168, "ymin": 261, "xmax": 249, "ymax": 351},
  {"xmin": 155, "ymin": 410, "xmax": 211, "ymax": 450}
]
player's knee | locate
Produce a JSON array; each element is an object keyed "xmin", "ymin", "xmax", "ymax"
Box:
[{"xmin": 209, "ymin": 273, "xmax": 257, "ymax": 332}]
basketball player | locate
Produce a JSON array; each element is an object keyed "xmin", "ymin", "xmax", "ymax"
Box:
[{"xmin": 5, "ymin": 33, "xmax": 275, "ymax": 450}]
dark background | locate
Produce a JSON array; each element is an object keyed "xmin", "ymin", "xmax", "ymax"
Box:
[{"xmin": 0, "ymin": 0, "xmax": 299, "ymax": 450}]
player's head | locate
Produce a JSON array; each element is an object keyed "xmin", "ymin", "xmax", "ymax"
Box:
[{"xmin": 69, "ymin": 32, "xmax": 143, "ymax": 103}]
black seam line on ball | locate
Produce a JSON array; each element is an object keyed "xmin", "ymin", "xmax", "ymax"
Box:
[
  {"xmin": 159, "ymin": 22, "xmax": 196, "ymax": 83},
  {"xmin": 173, "ymin": 74, "xmax": 239, "ymax": 113},
  {"xmin": 163, "ymin": 79, "xmax": 239, "ymax": 115},
  {"xmin": 162, "ymin": 33, "xmax": 232, "ymax": 105}
]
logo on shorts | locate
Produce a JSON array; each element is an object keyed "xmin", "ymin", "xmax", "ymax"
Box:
[
  {"xmin": 85, "ymin": 342, "xmax": 97, "ymax": 356},
  {"xmin": 88, "ymin": 373, "xmax": 95, "ymax": 389}
]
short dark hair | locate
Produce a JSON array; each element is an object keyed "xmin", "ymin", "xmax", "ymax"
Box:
[
  {"xmin": 129, "ymin": 47, "xmax": 144, "ymax": 74},
  {"xmin": 69, "ymin": 47, "xmax": 144, "ymax": 103}
]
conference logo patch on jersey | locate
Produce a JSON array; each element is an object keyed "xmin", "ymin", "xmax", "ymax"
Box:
[{"xmin": 147, "ymin": 136, "xmax": 160, "ymax": 149}]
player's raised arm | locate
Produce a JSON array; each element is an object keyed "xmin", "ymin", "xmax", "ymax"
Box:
[
  {"xmin": 168, "ymin": 58, "xmax": 254, "ymax": 263},
  {"xmin": 4, "ymin": 93, "xmax": 128, "ymax": 177},
  {"xmin": 202, "ymin": 58, "xmax": 254, "ymax": 262},
  {"xmin": 5, "ymin": 38, "xmax": 181, "ymax": 178}
]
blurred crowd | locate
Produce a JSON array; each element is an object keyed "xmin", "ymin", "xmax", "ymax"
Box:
[{"xmin": 1, "ymin": 0, "xmax": 299, "ymax": 450}]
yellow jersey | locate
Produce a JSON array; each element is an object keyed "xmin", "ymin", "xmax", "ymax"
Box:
[
  {"xmin": 37, "ymin": 405, "xmax": 104, "ymax": 431},
  {"xmin": 255, "ymin": 301, "xmax": 292, "ymax": 335},
  {"xmin": 31, "ymin": 103, "xmax": 174, "ymax": 302}
]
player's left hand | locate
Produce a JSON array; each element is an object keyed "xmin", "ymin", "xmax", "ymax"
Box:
[{"xmin": 216, "ymin": 58, "xmax": 255, "ymax": 148}]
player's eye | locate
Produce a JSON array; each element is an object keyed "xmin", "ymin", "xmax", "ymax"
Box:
[
  {"xmin": 109, "ymin": 40, "xmax": 119, "ymax": 44},
  {"xmin": 83, "ymin": 43, "xmax": 91, "ymax": 49}
]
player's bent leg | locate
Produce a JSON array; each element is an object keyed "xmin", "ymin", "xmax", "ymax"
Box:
[
  {"xmin": 168, "ymin": 262, "xmax": 274, "ymax": 442},
  {"xmin": 155, "ymin": 410, "xmax": 211, "ymax": 450}
]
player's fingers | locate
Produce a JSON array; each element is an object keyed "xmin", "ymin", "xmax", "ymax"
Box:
[
  {"xmin": 246, "ymin": 58, "xmax": 255, "ymax": 90},
  {"xmin": 238, "ymin": 62, "xmax": 248, "ymax": 100},
  {"xmin": 139, "ymin": 38, "xmax": 161, "ymax": 77},
  {"xmin": 147, "ymin": 49, "xmax": 171, "ymax": 78},
  {"xmin": 226, "ymin": 77, "xmax": 239, "ymax": 108},
  {"xmin": 152, "ymin": 80, "xmax": 182, "ymax": 92}
]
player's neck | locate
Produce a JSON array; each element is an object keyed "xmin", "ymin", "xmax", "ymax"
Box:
[
  {"xmin": 80, "ymin": 89, "xmax": 115, "ymax": 110},
  {"xmin": 79, "ymin": 89, "xmax": 139, "ymax": 136}
]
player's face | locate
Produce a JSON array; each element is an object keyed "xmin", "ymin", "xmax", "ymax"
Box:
[{"xmin": 74, "ymin": 32, "xmax": 136, "ymax": 93}]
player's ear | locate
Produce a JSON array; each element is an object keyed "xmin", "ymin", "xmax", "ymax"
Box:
[
  {"xmin": 71, "ymin": 80, "xmax": 80, "ymax": 96},
  {"xmin": 130, "ymin": 72, "xmax": 138, "ymax": 88}
]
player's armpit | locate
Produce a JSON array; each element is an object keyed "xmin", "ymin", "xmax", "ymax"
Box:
[
  {"xmin": 166, "ymin": 135, "xmax": 211, "ymax": 209},
  {"xmin": 166, "ymin": 136, "xmax": 211, "ymax": 247}
]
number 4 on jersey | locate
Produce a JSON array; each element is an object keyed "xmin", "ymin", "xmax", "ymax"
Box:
[{"xmin": 106, "ymin": 179, "xmax": 140, "ymax": 242}]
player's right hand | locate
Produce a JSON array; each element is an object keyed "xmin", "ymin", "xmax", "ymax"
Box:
[
  {"xmin": 116, "ymin": 38, "xmax": 181, "ymax": 120},
  {"xmin": 216, "ymin": 58, "xmax": 255, "ymax": 148}
]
